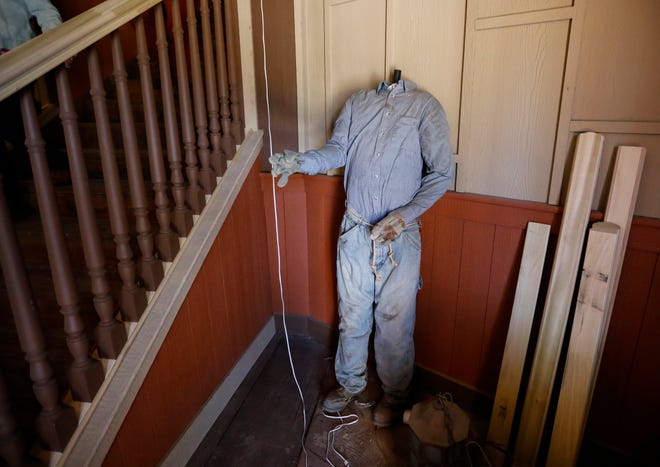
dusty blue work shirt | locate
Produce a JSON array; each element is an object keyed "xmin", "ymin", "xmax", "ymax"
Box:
[
  {"xmin": 300, "ymin": 80, "xmax": 454, "ymax": 224},
  {"xmin": 0, "ymin": 0, "xmax": 62, "ymax": 51}
]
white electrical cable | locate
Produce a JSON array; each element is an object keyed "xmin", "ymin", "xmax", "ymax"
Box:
[
  {"xmin": 258, "ymin": 1, "xmax": 308, "ymax": 465},
  {"xmin": 323, "ymin": 412, "xmax": 359, "ymax": 467}
]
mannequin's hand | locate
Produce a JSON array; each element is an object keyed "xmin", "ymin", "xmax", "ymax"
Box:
[
  {"xmin": 269, "ymin": 149, "xmax": 302, "ymax": 187},
  {"xmin": 370, "ymin": 211, "xmax": 405, "ymax": 243}
]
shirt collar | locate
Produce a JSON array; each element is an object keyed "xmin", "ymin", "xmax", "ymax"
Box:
[{"xmin": 377, "ymin": 79, "xmax": 417, "ymax": 95}]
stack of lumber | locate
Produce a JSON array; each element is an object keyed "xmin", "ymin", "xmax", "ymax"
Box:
[{"xmin": 485, "ymin": 132, "xmax": 646, "ymax": 467}]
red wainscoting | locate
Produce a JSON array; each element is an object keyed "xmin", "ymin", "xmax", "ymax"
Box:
[
  {"xmin": 102, "ymin": 162, "xmax": 272, "ymax": 466},
  {"xmin": 261, "ymin": 173, "xmax": 660, "ymax": 459}
]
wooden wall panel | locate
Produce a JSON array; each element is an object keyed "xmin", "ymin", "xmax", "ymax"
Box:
[
  {"xmin": 104, "ymin": 161, "xmax": 272, "ymax": 466},
  {"xmin": 584, "ymin": 216, "xmax": 660, "ymax": 463},
  {"xmin": 305, "ymin": 177, "xmax": 345, "ymax": 325},
  {"xmin": 620, "ymin": 256, "xmax": 660, "ymax": 459},
  {"xmin": 452, "ymin": 222, "xmax": 495, "ymax": 387},
  {"xmin": 324, "ymin": 0, "xmax": 386, "ymax": 128},
  {"xmin": 587, "ymin": 133, "xmax": 659, "ymax": 219},
  {"xmin": 416, "ymin": 215, "xmax": 463, "ymax": 375},
  {"xmin": 385, "ymin": 0, "xmax": 465, "ymax": 152},
  {"xmin": 480, "ymin": 225, "xmax": 525, "ymax": 392},
  {"xmin": 573, "ymin": 0, "xmax": 660, "ymax": 122},
  {"xmin": 250, "ymin": 0, "xmax": 298, "ymax": 167},
  {"xmin": 458, "ymin": 16, "xmax": 570, "ymax": 202}
]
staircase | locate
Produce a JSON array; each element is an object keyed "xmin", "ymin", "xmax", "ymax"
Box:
[{"xmin": 0, "ymin": 1, "xmax": 251, "ymax": 465}]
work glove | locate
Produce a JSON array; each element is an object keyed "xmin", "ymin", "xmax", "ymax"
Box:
[
  {"xmin": 269, "ymin": 149, "xmax": 302, "ymax": 187},
  {"xmin": 370, "ymin": 211, "xmax": 406, "ymax": 243}
]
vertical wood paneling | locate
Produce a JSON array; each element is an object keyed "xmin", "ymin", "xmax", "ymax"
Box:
[
  {"xmin": 306, "ymin": 178, "xmax": 345, "ymax": 325},
  {"xmin": 183, "ymin": 291, "xmax": 217, "ymax": 403},
  {"xmin": 202, "ymin": 241, "xmax": 236, "ymax": 377},
  {"xmin": 621, "ymin": 255, "xmax": 660, "ymax": 457},
  {"xmin": 452, "ymin": 221, "xmax": 495, "ymax": 386},
  {"xmin": 105, "ymin": 380, "xmax": 160, "ymax": 467},
  {"xmin": 220, "ymin": 213, "xmax": 250, "ymax": 353},
  {"xmin": 416, "ymin": 214, "xmax": 463, "ymax": 374},
  {"xmin": 587, "ymin": 249, "xmax": 656, "ymax": 445},
  {"xmin": 283, "ymin": 181, "xmax": 310, "ymax": 316},
  {"xmin": 480, "ymin": 225, "xmax": 525, "ymax": 391},
  {"xmin": 101, "ymin": 436, "xmax": 125, "ymax": 467}
]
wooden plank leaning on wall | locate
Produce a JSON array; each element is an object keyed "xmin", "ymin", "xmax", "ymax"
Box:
[
  {"xmin": 486, "ymin": 222, "xmax": 550, "ymax": 464},
  {"xmin": 512, "ymin": 132, "xmax": 604, "ymax": 467},
  {"xmin": 546, "ymin": 146, "xmax": 646, "ymax": 466}
]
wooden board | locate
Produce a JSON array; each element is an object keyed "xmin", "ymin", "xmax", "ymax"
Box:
[
  {"xmin": 546, "ymin": 146, "xmax": 646, "ymax": 466},
  {"xmin": 487, "ymin": 222, "xmax": 550, "ymax": 452},
  {"xmin": 513, "ymin": 131, "xmax": 604, "ymax": 467},
  {"xmin": 598, "ymin": 146, "xmax": 646, "ymax": 371},
  {"xmin": 546, "ymin": 222, "xmax": 620, "ymax": 467}
]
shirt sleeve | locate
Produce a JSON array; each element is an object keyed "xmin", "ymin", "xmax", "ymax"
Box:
[
  {"xmin": 397, "ymin": 96, "xmax": 454, "ymax": 223},
  {"xmin": 25, "ymin": 0, "xmax": 62, "ymax": 33},
  {"xmin": 298, "ymin": 96, "xmax": 352, "ymax": 174}
]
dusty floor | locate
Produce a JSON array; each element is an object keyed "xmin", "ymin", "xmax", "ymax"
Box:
[
  {"xmin": 187, "ymin": 335, "xmax": 635, "ymax": 467},
  {"xmin": 188, "ymin": 335, "xmax": 491, "ymax": 467}
]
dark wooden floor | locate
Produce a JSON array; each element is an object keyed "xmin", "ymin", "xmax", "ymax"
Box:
[
  {"xmin": 186, "ymin": 335, "xmax": 492, "ymax": 467},
  {"xmin": 187, "ymin": 335, "xmax": 644, "ymax": 467}
]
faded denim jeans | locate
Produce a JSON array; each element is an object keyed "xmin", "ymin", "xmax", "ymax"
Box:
[{"xmin": 335, "ymin": 209, "xmax": 421, "ymax": 401}]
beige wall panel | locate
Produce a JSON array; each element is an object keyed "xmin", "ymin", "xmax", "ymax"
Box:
[
  {"xmin": 325, "ymin": 0, "xmax": 386, "ymax": 135},
  {"xmin": 385, "ymin": 0, "xmax": 465, "ymax": 153},
  {"xmin": 572, "ymin": 0, "xmax": 660, "ymax": 122},
  {"xmin": 295, "ymin": 0, "xmax": 326, "ymax": 151},
  {"xmin": 475, "ymin": 0, "xmax": 572, "ymax": 18},
  {"xmin": 458, "ymin": 21, "xmax": 570, "ymax": 202},
  {"xmin": 575, "ymin": 132, "xmax": 659, "ymax": 219}
]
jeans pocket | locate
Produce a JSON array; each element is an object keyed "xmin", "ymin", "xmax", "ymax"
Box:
[
  {"xmin": 339, "ymin": 215, "xmax": 362, "ymax": 243},
  {"xmin": 402, "ymin": 225, "xmax": 421, "ymax": 251}
]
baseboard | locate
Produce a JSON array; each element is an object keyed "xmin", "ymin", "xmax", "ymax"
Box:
[
  {"xmin": 161, "ymin": 316, "xmax": 277, "ymax": 467},
  {"xmin": 274, "ymin": 313, "xmax": 338, "ymax": 350}
]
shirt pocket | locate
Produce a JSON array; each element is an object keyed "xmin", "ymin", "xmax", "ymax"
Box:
[{"xmin": 390, "ymin": 116, "xmax": 420, "ymax": 154}]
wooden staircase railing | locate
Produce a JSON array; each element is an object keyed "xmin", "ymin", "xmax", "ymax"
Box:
[{"xmin": 0, "ymin": 0, "xmax": 249, "ymax": 464}]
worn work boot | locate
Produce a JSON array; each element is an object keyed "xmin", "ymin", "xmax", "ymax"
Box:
[
  {"xmin": 372, "ymin": 394, "xmax": 406, "ymax": 427},
  {"xmin": 323, "ymin": 387, "xmax": 370, "ymax": 412}
]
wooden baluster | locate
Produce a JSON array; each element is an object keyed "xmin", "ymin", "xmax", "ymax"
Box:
[
  {"xmin": 0, "ymin": 175, "xmax": 77, "ymax": 451},
  {"xmin": 212, "ymin": 0, "xmax": 235, "ymax": 159},
  {"xmin": 155, "ymin": 4, "xmax": 193, "ymax": 236},
  {"xmin": 200, "ymin": 0, "xmax": 224, "ymax": 175},
  {"xmin": 20, "ymin": 88, "xmax": 104, "ymax": 403},
  {"xmin": 135, "ymin": 15, "xmax": 180, "ymax": 262},
  {"xmin": 171, "ymin": 0, "xmax": 205, "ymax": 214},
  {"xmin": 88, "ymin": 46, "xmax": 148, "ymax": 322},
  {"xmin": 55, "ymin": 66, "xmax": 127, "ymax": 358},
  {"xmin": 224, "ymin": 0, "xmax": 244, "ymax": 142},
  {"xmin": 187, "ymin": 0, "xmax": 216, "ymax": 193},
  {"xmin": 111, "ymin": 31, "xmax": 164, "ymax": 290},
  {"xmin": 0, "ymin": 369, "xmax": 24, "ymax": 466}
]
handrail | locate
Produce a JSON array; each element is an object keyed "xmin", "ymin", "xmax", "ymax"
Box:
[{"xmin": 0, "ymin": 0, "xmax": 161, "ymax": 102}]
